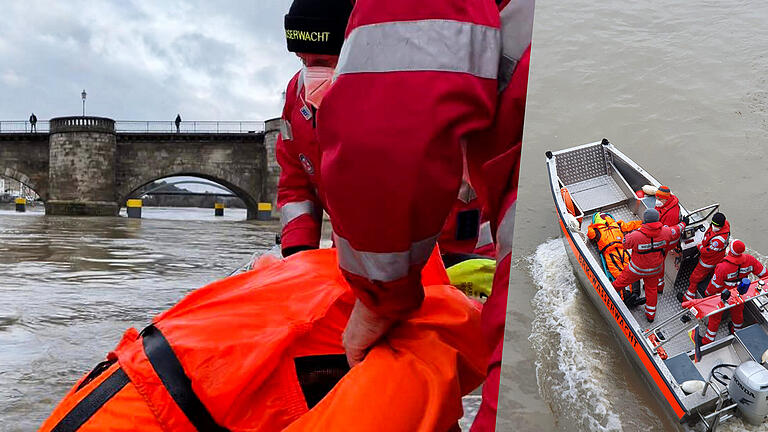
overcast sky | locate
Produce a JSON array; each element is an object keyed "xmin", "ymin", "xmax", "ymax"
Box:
[{"xmin": 0, "ymin": 0, "xmax": 300, "ymax": 122}]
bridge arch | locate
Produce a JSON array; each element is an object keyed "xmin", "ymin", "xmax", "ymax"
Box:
[
  {"xmin": 1, "ymin": 167, "xmax": 46, "ymax": 200},
  {"xmin": 118, "ymin": 171, "xmax": 260, "ymax": 219}
]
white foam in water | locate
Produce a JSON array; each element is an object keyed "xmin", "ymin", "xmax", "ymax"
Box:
[{"xmin": 528, "ymin": 239, "xmax": 626, "ymax": 431}]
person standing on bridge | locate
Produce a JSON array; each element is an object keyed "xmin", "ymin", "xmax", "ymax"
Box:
[
  {"xmin": 175, "ymin": 114, "xmax": 182, "ymax": 133},
  {"xmin": 29, "ymin": 113, "xmax": 37, "ymax": 133},
  {"xmin": 300, "ymin": 0, "xmax": 533, "ymax": 429}
]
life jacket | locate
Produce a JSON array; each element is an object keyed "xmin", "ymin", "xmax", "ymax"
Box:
[
  {"xmin": 587, "ymin": 217, "xmax": 642, "ymax": 278},
  {"xmin": 40, "ymin": 248, "xmax": 487, "ymax": 432}
]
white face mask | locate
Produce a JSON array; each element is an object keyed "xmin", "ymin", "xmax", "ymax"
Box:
[
  {"xmin": 711, "ymin": 224, "xmax": 721, "ymax": 232},
  {"xmin": 655, "ymin": 199, "xmax": 665, "ymax": 208},
  {"xmin": 303, "ymin": 66, "xmax": 335, "ymax": 109}
]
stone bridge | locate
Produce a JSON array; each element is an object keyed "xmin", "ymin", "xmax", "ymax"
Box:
[{"xmin": 0, "ymin": 116, "xmax": 282, "ymax": 219}]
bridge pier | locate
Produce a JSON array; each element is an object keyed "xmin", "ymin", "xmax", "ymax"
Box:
[{"xmin": 46, "ymin": 117, "xmax": 119, "ymax": 216}]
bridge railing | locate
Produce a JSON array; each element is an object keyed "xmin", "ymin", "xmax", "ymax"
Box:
[
  {"xmin": 0, "ymin": 120, "xmax": 265, "ymax": 134},
  {"xmin": 0, "ymin": 121, "xmax": 51, "ymax": 133}
]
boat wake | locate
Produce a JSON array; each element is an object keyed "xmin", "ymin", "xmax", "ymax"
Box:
[{"xmin": 528, "ymin": 239, "xmax": 663, "ymax": 431}]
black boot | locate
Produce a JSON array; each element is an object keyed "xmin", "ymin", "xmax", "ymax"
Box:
[{"xmin": 624, "ymin": 292, "xmax": 646, "ymax": 309}]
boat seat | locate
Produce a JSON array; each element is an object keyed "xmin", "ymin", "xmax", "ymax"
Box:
[
  {"xmin": 735, "ymin": 324, "xmax": 768, "ymax": 363},
  {"xmin": 665, "ymin": 352, "xmax": 704, "ymax": 385}
]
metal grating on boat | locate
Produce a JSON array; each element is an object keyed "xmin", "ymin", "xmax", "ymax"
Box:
[
  {"xmin": 555, "ymin": 144, "xmax": 608, "ymax": 185},
  {"xmin": 567, "ymin": 176, "xmax": 627, "ymax": 212}
]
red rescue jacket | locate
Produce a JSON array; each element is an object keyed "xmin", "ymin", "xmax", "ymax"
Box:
[
  {"xmin": 698, "ymin": 221, "xmax": 731, "ymax": 267},
  {"xmin": 277, "ymin": 70, "xmax": 325, "ymax": 255},
  {"xmin": 623, "ymin": 221, "xmax": 685, "ymax": 275},
  {"xmin": 657, "ymin": 194, "xmax": 681, "ymax": 227},
  {"xmin": 706, "ymin": 253, "xmax": 767, "ymax": 295},
  {"xmin": 40, "ymin": 249, "xmax": 487, "ymax": 432},
  {"xmin": 317, "ymin": 0, "xmax": 529, "ymax": 319}
]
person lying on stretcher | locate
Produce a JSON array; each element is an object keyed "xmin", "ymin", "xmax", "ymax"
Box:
[{"xmin": 587, "ymin": 212, "xmax": 644, "ymax": 305}]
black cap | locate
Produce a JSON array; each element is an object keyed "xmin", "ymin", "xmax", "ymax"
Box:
[
  {"xmin": 712, "ymin": 212, "xmax": 726, "ymax": 227},
  {"xmin": 284, "ymin": 0, "xmax": 353, "ymax": 55}
]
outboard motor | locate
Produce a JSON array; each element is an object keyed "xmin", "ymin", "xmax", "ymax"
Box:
[{"xmin": 729, "ymin": 361, "xmax": 768, "ymax": 425}]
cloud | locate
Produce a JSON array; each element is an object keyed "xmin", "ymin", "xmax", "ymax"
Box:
[
  {"xmin": 1, "ymin": 70, "xmax": 28, "ymax": 87},
  {"xmin": 0, "ymin": 0, "xmax": 301, "ymax": 121}
]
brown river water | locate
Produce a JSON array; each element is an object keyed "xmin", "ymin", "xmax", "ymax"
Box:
[
  {"xmin": 0, "ymin": 207, "xmax": 276, "ymax": 430},
  {"xmin": 499, "ymin": 0, "xmax": 768, "ymax": 431}
]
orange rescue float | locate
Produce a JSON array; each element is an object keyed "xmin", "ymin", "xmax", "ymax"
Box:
[{"xmin": 40, "ymin": 248, "xmax": 487, "ymax": 432}]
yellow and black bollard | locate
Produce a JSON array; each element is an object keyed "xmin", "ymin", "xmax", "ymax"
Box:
[
  {"xmin": 126, "ymin": 199, "xmax": 142, "ymax": 218},
  {"xmin": 214, "ymin": 202, "xmax": 224, "ymax": 217},
  {"xmin": 14, "ymin": 197, "xmax": 26, "ymax": 212},
  {"xmin": 257, "ymin": 202, "xmax": 272, "ymax": 221}
]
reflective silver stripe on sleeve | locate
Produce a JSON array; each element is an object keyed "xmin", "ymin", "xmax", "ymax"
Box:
[
  {"xmin": 280, "ymin": 119, "xmax": 293, "ymax": 141},
  {"xmin": 498, "ymin": 0, "xmax": 534, "ymax": 90},
  {"xmin": 629, "ymin": 261, "xmax": 663, "ymax": 275},
  {"xmin": 759, "ymin": 267, "xmax": 767, "ymax": 277},
  {"xmin": 497, "ymin": 203, "xmax": 516, "ymax": 259},
  {"xmin": 699, "ymin": 260, "xmax": 716, "ymax": 269},
  {"xmin": 280, "ymin": 200, "xmax": 316, "ymax": 227},
  {"xmin": 335, "ymin": 234, "xmax": 438, "ymax": 282},
  {"xmin": 475, "ymin": 221, "xmax": 493, "ymax": 249},
  {"xmin": 336, "ymin": 20, "xmax": 501, "ymax": 79}
]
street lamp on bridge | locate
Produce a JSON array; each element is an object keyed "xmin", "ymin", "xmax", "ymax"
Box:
[{"xmin": 81, "ymin": 89, "xmax": 87, "ymax": 116}]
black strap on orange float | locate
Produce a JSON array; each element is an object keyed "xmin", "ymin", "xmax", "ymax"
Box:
[
  {"xmin": 51, "ymin": 368, "xmax": 130, "ymax": 432},
  {"xmin": 141, "ymin": 324, "xmax": 229, "ymax": 432}
]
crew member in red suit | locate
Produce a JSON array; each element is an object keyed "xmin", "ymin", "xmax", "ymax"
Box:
[
  {"xmin": 655, "ymin": 185, "xmax": 681, "ymax": 227},
  {"xmin": 681, "ymin": 212, "xmax": 730, "ymax": 303},
  {"xmin": 301, "ymin": 0, "xmax": 534, "ymax": 429},
  {"xmin": 700, "ymin": 240, "xmax": 766, "ymax": 344},
  {"xmin": 612, "ymin": 209, "xmax": 685, "ymax": 322},
  {"xmin": 277, "ymin": 0, "xmax": 353, "ymax": 257}
]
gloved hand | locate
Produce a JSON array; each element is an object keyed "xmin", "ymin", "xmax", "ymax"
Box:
[
  {"xmin": 342, "ymin": 299, "xmax": 396, "ymax": 367},
  {"xmin": 681, "ymin": 215, "xmax": 690, "ymax": 225}
]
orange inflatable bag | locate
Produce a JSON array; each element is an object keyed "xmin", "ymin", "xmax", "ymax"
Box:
[{"xmin": 40, "ymin": 248, "xmax": 487, "ymax": 432}]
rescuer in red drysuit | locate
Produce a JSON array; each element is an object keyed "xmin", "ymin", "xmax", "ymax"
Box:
[
  {"xmin": 612, "ymin": 208, "xmax": 686, "ymax": 322},
  {"xmin": 276, "ymin": 0, "xmax": 353, "ymax": 257},
  {"xmin": 700, "ymin": 240, "xmax": 767, "ymax": 344},
  {"xmin": 278, "ymin": 2, "xmax": 492, "ymax": 261},
  {"xmin": 654, "ymin": 185, "xmax": 681, "ymax": 227},
  {"xmin": 681, "ymin": 212, "xmax": 730, "ymax": 303},
  {"xmin": 308, "ymin": 0, "xmax": 534, "ymax": 429}
]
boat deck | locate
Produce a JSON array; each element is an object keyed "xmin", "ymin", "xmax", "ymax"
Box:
[
  {"xmin": 567, "ymin": 175, "xmax": 627, "ymax": 212},
  {"xmin": 581, "ymin": 205, "xmax": 731, "ymax": 359}
]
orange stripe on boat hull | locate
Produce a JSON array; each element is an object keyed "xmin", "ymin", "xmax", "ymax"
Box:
[{"xmin": 558, "ymin": 217, "xmax": 686, "ymax": 419}]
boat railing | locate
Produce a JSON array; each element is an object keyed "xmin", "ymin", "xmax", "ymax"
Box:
[
  {"xmin": 698, "ymin": 366, "xmax": 739, "ymax": 432},
  {"xmin": 643, "ymin": 288, "xmax": 768, "ymax": 356}
]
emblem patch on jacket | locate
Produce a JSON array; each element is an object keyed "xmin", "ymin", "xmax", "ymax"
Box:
[
  {"xmin": 299, "ymin": 153, "xmax": 315, "ymax": 175},
  {"xmin": 299, "ymin": 103, "xmax": 312, "ymax": 121}
]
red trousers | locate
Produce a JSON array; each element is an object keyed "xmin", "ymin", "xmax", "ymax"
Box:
[
  {"xmin": 703, "ymin": 303, "xmax": 744, "ymax": 344},
  {"xmin": 613, "ymin": 266, "xmax": 664, "ymax": 321},
  {"xmin": 684, "ymin": 261, "xmax": 715, "ymax": 301}
]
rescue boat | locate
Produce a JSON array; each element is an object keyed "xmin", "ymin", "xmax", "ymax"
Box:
[{"xmin": 547, "ymin": 139, "xmax": 768, "ymax": 431}]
